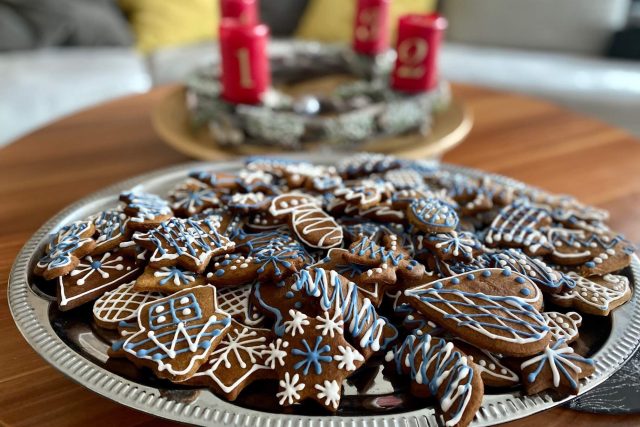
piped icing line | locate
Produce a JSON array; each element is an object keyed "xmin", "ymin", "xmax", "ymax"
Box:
[
  {"xmin": 93, "ymin": 281, "xmax": 162, "ymax": 325},
  {"xmin": 520, "ymin": 339, "xmax": 595, "ymax": 388},
  {"xmin": 37, "ymin": 221, "xmax": 94, "ymax": 271},
  {"xmin": 405, "ymin": 269, "xmax": 549, "ymax": 345}
]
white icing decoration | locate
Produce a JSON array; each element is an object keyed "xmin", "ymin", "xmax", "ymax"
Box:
[
  {"xmin": 283, "ymin": 310, "xmax": 310, "ymax": 336},
  {"xmin": 277, "ymin": 372, "xmax": 305, "ymax": 405},
  {"xmin": 315, "ymin": 310, "xmax": 344, "ymax": 338},
  {"xmin": 334, "ymin": 345, "xmax": 365, "ymax": 371},
  {"xmin": 314, "ymin": 379, "xmax": 341, "ymax": 410}
]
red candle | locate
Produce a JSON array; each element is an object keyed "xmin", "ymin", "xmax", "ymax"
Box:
[
  {"xmin": 353, "ymin": 0, "xmax": 391, "ymax": 55},
  {"xmin": 220, "ymin": 0, "xmax": 258, "ymax": 25},
  {"xmin": 391, "ymin": 13, "xmax": 448, "ymax": 93},
  {"xmin": 219, "ymin": 19, "xmax": 270, "ymax": 105}
]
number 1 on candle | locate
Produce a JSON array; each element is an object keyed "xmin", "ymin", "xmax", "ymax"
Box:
[{"xmin": 236, "ymin": 48, "xmax": 254, "ymax": 89}]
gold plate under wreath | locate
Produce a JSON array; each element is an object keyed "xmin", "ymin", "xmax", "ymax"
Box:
[{"xmin": 152, "ymin": 85, "xmax": 473, "ymax": 160}]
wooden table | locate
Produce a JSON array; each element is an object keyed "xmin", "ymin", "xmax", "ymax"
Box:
[{"xmin": 1, "ymin": 84, "xmax": 639, "ymax": 427}]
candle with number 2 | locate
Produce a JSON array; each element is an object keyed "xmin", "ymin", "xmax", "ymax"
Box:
[
  {"xmin": 353, "ymin": 0, "xmax": 390, "ymax": 55},
  {"xmin": 391, "ymin": 13, "xmax": 448, "ymax": 93},
  {"xmin": 220, "ymin": 0, "xmax": 258, "ymax": 25},
  {"xmin": 219, "ymin": 19, "xmax": 270, "ymax": 104}
]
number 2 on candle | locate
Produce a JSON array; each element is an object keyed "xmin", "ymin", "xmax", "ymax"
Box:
[
  {"xmin": 236, "ymin": 48, "xmax": 254, "ymax": 89},
  {"xmin": 397, "ymin": 38, "xmax": 428, "ymax": 79}
]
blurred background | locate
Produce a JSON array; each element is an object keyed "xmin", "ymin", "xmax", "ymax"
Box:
[{"xmin": 1, "ymin": 0, "xmax": 639, "ymax": 147}]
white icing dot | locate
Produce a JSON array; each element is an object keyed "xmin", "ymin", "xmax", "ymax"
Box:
[
  {"xmin": 155, "ymin": 306, "xmax": 165, "ymax": 314},
  {"xmin": 182, "ymin": 308, "xmax": 192, "ymax": 316},
  {"xmin": 180, "ymin": 297, "xmax": 190, "ymax": 304},
  {"xmin": 157, "ymin": 315, "xmax": 167, "ymax": 323}
]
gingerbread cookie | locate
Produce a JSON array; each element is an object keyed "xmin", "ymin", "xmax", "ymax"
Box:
[
  {"xmin": 134, "ymin": 217, "xmax": 235, "ymax": 273},
  {"xmin": 35, "ymin": 220, "xmax": 96, "ymax": 280},
  {"xmin": 121, "ymin": 286, "xmax": 231, "ymax": 381},
  {"xmin": 546, "ymin": 227, "xmax": 634, "ymax": 276},
  {"xmin": 489, "ymin": 249, "xmax": 574, "ymax": 294},
  {"xmin": 542, "ymin": 311, "xmax": 582, "ymax": 343},
  {"xmin": 405, "ymin": 268, "xmax": 549, "ymax": 357},
  {"xmin": 90, "ymin": 209, "xmax": 130, "ymax": 255},
  {"xmin": 120, "ymin": 191, "xmax": 173, "ymax": 231},
  {"xmin": 485, "ymin": 200, "xmax": 552, "ymax": 256},
  {"xmin": 58, "ymin": 250, "xmax": 142, "ymax": 311},
  {"xmin": 386, "ymin": 333, "xmax": 484, "ymax": 427},
  {"xmin": 269, "ymin": 193, "xmax": 343, "ymax": 249},
  {"xmin": 134, "ymin": 265, "xmax": 206, "ymax": 294},
  {"xmin": 424, "ymin": 230, "xmax": 483, "ymax": 262},
  {"xmin": 407, "ymin": 198, "xmax": 459, "ymax": 233},
  {"xmin": 452, "ymin": 339, "xmax": 520, "ymax": 388},
  {"xmin": 549, "ymin": 272, "xmax": 631, "ymax": 316},
  {"xmin": 519, "ymin": 339, "xmax": 595, "ymax": 395},
  {"xmin": 93, "ymin": 281, "xmax": 162, "ymax": 330},
  {"xmin": 274, "ymin": 309, "xmax": 364, "ymax": 411},
  {"xmin": 168, "ymin": 179, "xmax": 221, "ymax": 217},
  {"xmin": 181, "ymin": 320, "xmax": 274, "ymax": 400},
  {"xmin": 338, "ymin": 153, "xmax": 401, "ymax": 179}
]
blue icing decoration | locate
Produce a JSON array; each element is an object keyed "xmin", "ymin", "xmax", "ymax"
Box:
[
  {"xmin": 148, "ymin": 293, "xmax": 202, "ymax": 330},
  {"xmin": 289, "ymin": 268, "xmax": 397, "ymax": 350},
  {"xmin": 388, "ymin": 334, "xmax": 474, "ymax": 426},
  {"xmin": 585, "ymin": 261, "xmax": 596, "ymax": 268},
  {"xmin": 37, "ymin": 221, "xmax": 94, "ymax": 270},
  {"xmin": 520, "ymin": 288, "xmax": 531, "ymax": 296},
  {"xmin": 157, "ymin": 266, "xmax": 196, "ymax": 285},
  {"xmin": 482, "ymin": 270, "xmax": 491, "ymax": 278},
  {"xmin": 92, "ymin": 210, "xmax": 127, "ymax": 243},
  {"xmin": 521, "ymin": 339, "xmax": 595, "ymax": 389},
  {"xmin": 349, "ymin": 236, "xmax": 404, "ymax": 266},
  {"xmin": 515, "ymin": 276, "xmax": 526, "ymax": 284},
  {"xmin": 433, "ymin": 282, "xmax": 443, "ymax": 289},
  {"xmin": 409, "ymin": 198, "xmax": 459, "ymax": 230},
  {"xmin": 291, "ymin": 336, "xmax": 333, "ymax": 375},
  {"xmin": 466, "ymin": 274, "xmax": 475, "ymax": 281},
  {"xmin": 451, "ymin": 277, "xmax": 460, "ymax": 285},
  {"xmin": 406, "ymin": 287, "xmax": 549, "ymax": 343}
]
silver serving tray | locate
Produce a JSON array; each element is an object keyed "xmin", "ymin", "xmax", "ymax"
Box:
[{"xmin": 8, "ymin": 158, "xmax": 640, "ymax": 427}]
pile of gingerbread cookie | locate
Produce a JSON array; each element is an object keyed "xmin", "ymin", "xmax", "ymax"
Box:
[{"xmin": 34, "ymin": 154, "xmax": 635, "ymax": 427}]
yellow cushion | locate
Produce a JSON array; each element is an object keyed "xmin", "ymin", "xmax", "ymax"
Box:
[
  {"xmin": 296, "ymin": 0, "xmax": 436, "ymax": 43},
  {"xmin": 119, "ymin": 0, "xmax": 219, "ymax": 52}
]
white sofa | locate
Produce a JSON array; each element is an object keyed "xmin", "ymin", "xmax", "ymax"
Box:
[{"xmin": 1, "ymin": 0, "xmax": 639, "ymax": 147}]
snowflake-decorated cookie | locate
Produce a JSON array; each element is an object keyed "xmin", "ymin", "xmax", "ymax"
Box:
[
  {"xmin": 57, "ymin": 250, "xmax": 142, "ymax": 311},
  {"xmin": 168, "ymin": 179, "xmax": 221, "ymax": 217},
  {"xmin": 181, "ymin": 320, "xmax": 274, "ymax": 400},
  {"xmin": 274, "ymin": 309, "xmax": 364, "ymax": 411}
]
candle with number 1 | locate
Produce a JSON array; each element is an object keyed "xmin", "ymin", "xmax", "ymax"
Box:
[
  {"xmin": 391, "ymin": 13, "xmax": 448, "ymax": 93},
  {"xmin": 220, "ymin": 0, "xmax": 258, "ymax": 25},
  {"xmin": 353, "ymin": 0, "xmax": 390, "ymax": 55},
  {"xmin": 219, "ymin": 19, "xmax": 270, "ymax": 105}
]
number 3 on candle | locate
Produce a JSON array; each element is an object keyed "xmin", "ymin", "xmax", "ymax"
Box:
[
  {"xmin": 397, "ymin": 38, "xmax": 428, "ymax": 79},
  {"xmin": 236, "ymin": 48, "xmax": 254, "ymax": 89}
]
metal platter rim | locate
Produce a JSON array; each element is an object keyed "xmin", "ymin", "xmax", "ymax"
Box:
[{"xmin": 8, "ymin": 156, "xmax": 640, "ymax": 427}]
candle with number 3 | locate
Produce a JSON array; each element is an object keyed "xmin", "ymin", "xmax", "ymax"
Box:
[
  {"xmin": 353, "ymin": 0, "xmax": 390, "ymax": 55},
  {"xmin": 219, "ymin": 19, "xmax": 270, "ymax": 104},
  {"xmin": 220, "ymin": 0, "xmax": 258, "ymax": 25},
  {"xmin": 391, "ymin": 13, "xmax": 448, "ymax": 93}
]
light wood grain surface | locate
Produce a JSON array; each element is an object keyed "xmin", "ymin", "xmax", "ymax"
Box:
[{"xmin": 1, "ymin": 84, "xmax": 639, "ymax": 427}]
